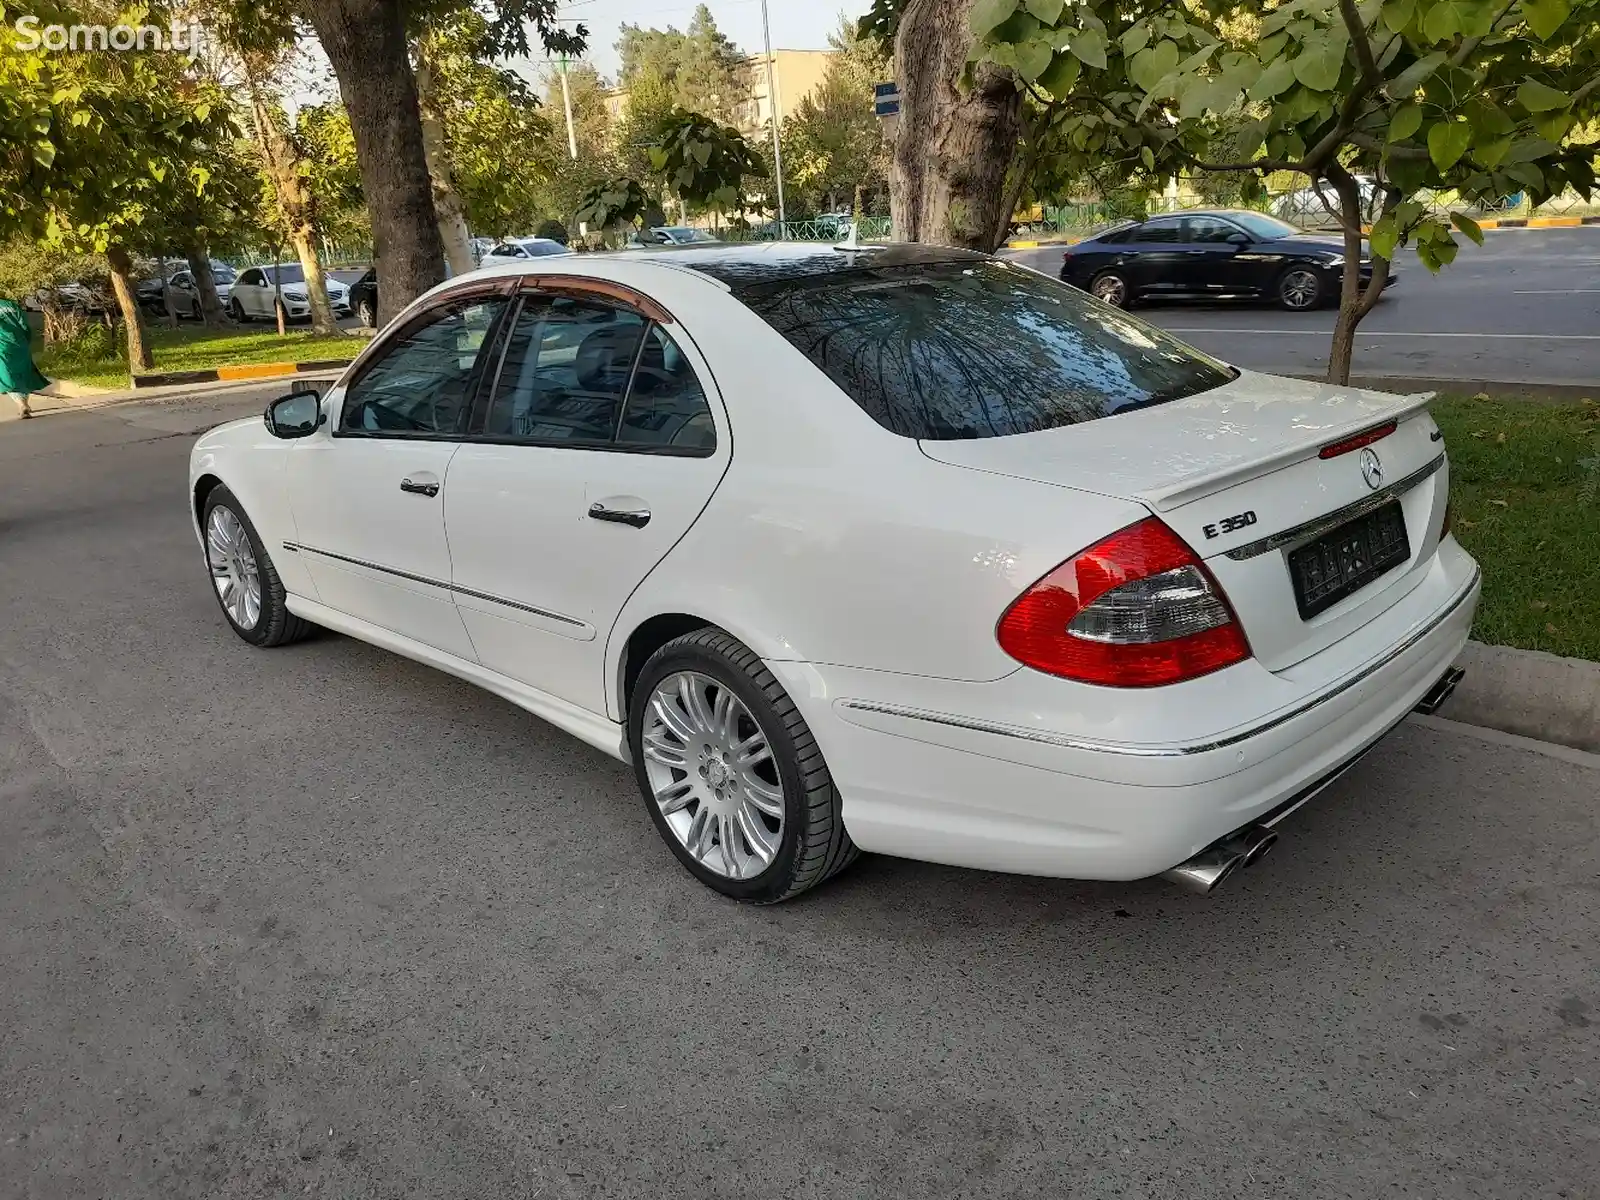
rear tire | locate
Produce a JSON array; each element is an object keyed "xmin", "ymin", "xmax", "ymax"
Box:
[
  {"xmin": 628, "ymin": 628, "xmax": 858, "ymax": 903},
  {"xmin": 356, "ymin": 298, "xmax": 376, "ymax": 328},
  {"xmin": 200, "ymin": 484, "xmax": 314, "ymax": 648},
  {"xmin": 1090, "ymin": 270, "xmax": 1132, "ymax": 308}
]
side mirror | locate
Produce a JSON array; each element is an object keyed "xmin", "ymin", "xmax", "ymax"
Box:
[
  {"xmin": 1226, "ymin": 231, "xmax": 1252, "ymax": 246},
  {"xmin": 264, "ymin": 390, "xmax": 326, "ymax": 439}
]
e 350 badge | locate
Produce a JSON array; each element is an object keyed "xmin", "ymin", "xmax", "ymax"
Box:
[{"xmin": 1202, "ymin": 510, "xmax": 1258, "ymax": 540}]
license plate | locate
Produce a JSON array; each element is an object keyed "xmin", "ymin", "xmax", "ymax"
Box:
[{"xmin": 1289, "ymin": 501, "xmax": 1410, "ymax": 619}]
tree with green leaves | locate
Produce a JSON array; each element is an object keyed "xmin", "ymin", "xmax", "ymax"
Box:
[
  {"xmin": 618, "ymin": 5, "xmax": 747, "ymax": 127},
  {"xmin": 0, "ymin": 1, "xmax": 237, "ymax": 371},
  {"xmin": 649, "ymin": 109, "xmax": 768, "ymax": 224},
  {"xmin": 965, "ymin": 0, "xmax": 1600, "ymax": 383}
]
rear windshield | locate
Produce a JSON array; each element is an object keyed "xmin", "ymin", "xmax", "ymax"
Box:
[{"xmin": 738, "ymin": 259, "xmax": 1234, "ymax": 440}]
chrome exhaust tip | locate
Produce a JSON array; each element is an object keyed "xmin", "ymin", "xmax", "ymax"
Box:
[
  {"xmin": 1414, "ymin": 665, "xmax": 1466, "ymax": 715},
  {"xmin": 1160, "ymin": 824, "xmax": 1278, "ymax": 894}
]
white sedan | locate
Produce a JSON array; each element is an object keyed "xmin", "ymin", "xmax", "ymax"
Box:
[
  {"xmin": 477, "ymin": 237, "xmax": 570, "ymax": 268},
  {"xmin": 228, "ymin": 263, "xmax": 351, "ymax": 323},
  {"xmin": 188, "ymin": 243, "xmax": 1479, "ymax": 902}
]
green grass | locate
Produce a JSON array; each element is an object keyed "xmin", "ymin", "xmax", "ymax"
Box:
[
  {"xmin": 1432, "ymin": 392, "xmax": 1600, "ymax": 661},
  {"xmin": 35, "ymin": 323, "xmax": 364, "ymax": 391}
]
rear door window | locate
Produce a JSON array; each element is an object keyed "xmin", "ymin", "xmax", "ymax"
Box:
[
  {"xmin": 1131, "ymin": 219, "xmax": 1184, "ymax": 243},
  {"xmin": 738, "ymin": 259, "xmax": 1234, "ymax": 440}
]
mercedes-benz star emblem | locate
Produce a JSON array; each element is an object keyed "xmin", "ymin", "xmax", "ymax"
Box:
[{"xmin": 1360, "ymin": 447, "xmax": 1384, "ymax": 491}]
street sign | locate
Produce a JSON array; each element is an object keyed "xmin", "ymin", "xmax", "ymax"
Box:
[{"xmin": 874, "ymin": 81, "xmax": 900, "ymax": 118}]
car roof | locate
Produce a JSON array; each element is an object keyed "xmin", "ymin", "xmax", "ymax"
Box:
[{"xmin": 599, "ymin": 240, "xmax": 989, "ymax": 291}]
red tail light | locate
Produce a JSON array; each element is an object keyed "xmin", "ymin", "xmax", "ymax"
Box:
[
  {"xmin": 996, "ymin": 518, "xmax": 1251, "ymax": 687},
  {"xmin": 1319, "ymin": 420, "xmax": 1396, "ymax": 459}
]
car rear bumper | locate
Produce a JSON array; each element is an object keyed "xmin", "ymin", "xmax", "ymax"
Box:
[{"xmin": 768, "ymin": 539, "xmax": 1479, "ymax": 883}]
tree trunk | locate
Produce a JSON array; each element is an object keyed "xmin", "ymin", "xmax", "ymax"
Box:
[
  {"xmin": 1323, "ymin": 164, "xmax": 1393, "ymax": 386},
  {"xmin": 288, "ymin": 227, "xmax": 341, "ymax": 336},
  {"xmin": 249, "ymin": 88, "xmax": 342, "ymax": 337},
  {"xmin": 105, "ymin": 244, "xmax": 152, "ymax": 373},
  {"xmin": 304, "ymin": 0, "xmax": 446, "ymax": 323},
  {"xmin": 414, "ymin": 45, "xmax": 476, "ymax": 278},
  {"xmin": 184, "ymin": 242, "xmax": 229, "ymax": 328},
  {"xmin": 889, "ymin": 0, "xmax": 1023, "ymax": 251}
]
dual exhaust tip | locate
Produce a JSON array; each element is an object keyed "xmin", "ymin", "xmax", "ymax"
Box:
[{"xmin": 1160, "ymin": 823, "xmax": 1278, "ymax": 894}]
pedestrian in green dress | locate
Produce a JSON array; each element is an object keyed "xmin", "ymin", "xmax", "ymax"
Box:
[{"xmin": 1, "ymin": 296, "xmax": 48, "ymax": 419}]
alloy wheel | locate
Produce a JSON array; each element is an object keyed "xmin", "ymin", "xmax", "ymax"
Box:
[
  {"xmin": 206, "ymin": 505, "xmax": 262, "ymax": 631},
  {"xmin": 1092, "ymin": 274, "xmax": 1128, "ymax": 307},
  {"xmin": 1280, "ymin": 268, "xmax": 1321, "ymax": 310},
  {"xmin": 640, "ymin": 671, "xmax": 785, "ymax": 881}
]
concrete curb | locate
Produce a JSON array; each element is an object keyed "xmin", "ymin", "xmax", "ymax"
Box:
[
  {"xmin": 130, "ymin": 357, "xmax": 354, "ymax": 389},
  {"xmin": 1447, "ymin": 641, "xmax": 1600, "ymax": 754}
]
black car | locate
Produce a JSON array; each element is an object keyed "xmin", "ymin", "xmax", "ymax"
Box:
[
  {"xmin": 348, "ymin": 267, "xmax": 377, "ymax": 327},
  {"xmin": 1059, "ymin": 210, "xmax": 1391, "ymax": 311}
]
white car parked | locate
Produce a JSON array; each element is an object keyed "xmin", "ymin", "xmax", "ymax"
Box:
[
  {"xmin": 188, "ymin": 244, "xmax": 1478, "ymax": 902},
  {"xmin": 228, "ymin": 263, "xmax": 351, "ymax": 323},
  {"xmin": 478, "ymin": 237, "xmax": 571, "ymax": 268}
]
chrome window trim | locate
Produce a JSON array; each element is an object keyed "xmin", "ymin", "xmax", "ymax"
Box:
[
  {"xmin": 281, "ymin": 541, "xmax": 586, "ymax": 628},
  {"xmin": 837, "ymin": 565, "xmax": 1478, "ymax": 759},
  {"xmin": 1224, "ymin": 454, "xmax": 1445, "ymax": 561}
]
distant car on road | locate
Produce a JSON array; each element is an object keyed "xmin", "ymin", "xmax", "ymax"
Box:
[
  {"xmin": 348, "ymin": 268, "xmax": 377, "ymax": 328},
  {"xmin": 478, "ymin": 237, "xmax": 571, "ymax": 268},
  {"xmin": 137, "ymin": 264, "xmax": 237, "ymax": 318},
  {"xmin": 1059, "ymin": 209, "xmax": 1393, "ymax": 311},
  {"xmin": 228, "ymin": 264, "xmax": 351, "ymax": 324},
  {"xmin": 627, "ymin": 226, "xmax": 720, "ymax": 249}
]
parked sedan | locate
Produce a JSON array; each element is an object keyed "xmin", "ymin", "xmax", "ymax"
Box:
[
  {"xmin": 478, "ymin": 237, "xmax": 571, "ymax": 268},
  {"xmin": 348, "ymin": 267, "xmax": 377, "ymax": 328},
  {"xmin": 228, "ymin": 263, "xmax": 351, "ymax": 323},
  {"xmin": 189, "ymin": 243, "xmax": 1476, "ymax": 903},
  {"xmin": 137, "ymin": 264, "xmax": 237, "ymax": 318},
  {"xmin": 1059, "ymin": 210, "xmax": 1392, "ymax": 310}
]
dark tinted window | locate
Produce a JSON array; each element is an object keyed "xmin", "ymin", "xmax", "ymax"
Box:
[
  {"xmin": 1131, "ymin": 220, "xmax": 1183, "ymax": 243},
  {"xmin": 266, "ymin": 264, "xmax": 306, "ymax": 285},
  {"xmin": 617, "ymin": 325, "xmax": 716, "ymax": 453},
  {"xmin": 1183, "ymin": 215, "xmax": 1243, "ymax": 243},
  {"xmin": 238, "ymin": 269, "xmax": 262, "ymax": 286},
  {"xmin": 341, "ymin": 297, "xmax": 505, "ymax": 436},
  {"xmin": 483, "ymin": 297, "xmax": 645, "ymax": 443},
  {"xmin": 214, "ymin": 265, "xmax": 237, "ymax": 282},
  {"xmin": 740, "ymin": 260, "xmax": 1234, "ymax": 440},
  {"xmin": 523, "ymin": 240, "xmax": 568, "ymax": 258}
]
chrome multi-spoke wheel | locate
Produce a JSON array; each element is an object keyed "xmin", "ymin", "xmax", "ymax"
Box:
[
  {"xmin": 207, "ymin": 504, "xmax": 262, "ymax": 631},
  {"xmin": 641, "ymin": 670, "xmax": 784, "ymax": 881},
  {"xmin": 1279, "ymin": 267, "xmax": 1322, "ymax": 310}
]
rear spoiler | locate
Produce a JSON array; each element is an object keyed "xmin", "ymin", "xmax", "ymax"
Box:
[{"xmin": 1142, "ymin": 391, "xmax": 1437, "ymax": 512}]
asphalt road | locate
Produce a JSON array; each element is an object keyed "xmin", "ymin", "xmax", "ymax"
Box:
[
  {"xmin": 3, "ymin": 394, "xmax": 1598, "ymax": 1199},
  {"xmin": 1011, "ymin": 227, "xmax": 1600, "ymax": 388}
]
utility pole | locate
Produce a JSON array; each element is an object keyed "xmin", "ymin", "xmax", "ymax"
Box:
[
  {"xmin": 559, "ymin": 55, "xmax": 578, "ymax": 160},
  {"xmin": 760, "ymin": 0, "xmax": 786, "ymax": 228}
]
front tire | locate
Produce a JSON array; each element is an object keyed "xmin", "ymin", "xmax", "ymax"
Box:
[
  {"xmin": 228, "ymin": 297, "xmax": 248, "ymax": 323},
  {"xmin": 628, "ymin": 628, "xmax": 858, "ymax": 903},
  {"xmin": 1277, "ymin": 265, "xmax": 1324, "ymax": 311},
  {"xmin": 201, "ymin": 484, "xmax": 314, "ymax": 648},
  {"xmin": 356, "ymin": 298, "xmax": 376, "ymax": 328}
]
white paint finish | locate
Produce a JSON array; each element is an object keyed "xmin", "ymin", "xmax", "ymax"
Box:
[
  {"xmin": 444, "ymin": 442, "xmax": 727, "ymax": 714},
  {"xmin": 284, "ymin": 429, "xmax": 478, "ymax": 662},
  {"xmin": 191, "ymin": 250, "xmax": 1487, "ymax": 884}
]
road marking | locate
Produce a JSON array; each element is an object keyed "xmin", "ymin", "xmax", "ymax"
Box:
[
  {"xmin": 1163, "ymin": 328, "xmax": 1600, "ymax": 340},
  {"xmin": 1512, "ymin": 288, "xmax": 1600, "ymax": 294}
]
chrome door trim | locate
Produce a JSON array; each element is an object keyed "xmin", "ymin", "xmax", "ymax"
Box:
[
  {"xmin": 837, "ymin": 566, "xmax": 1478, "ymax": 759},
  {"xmin": 1224, "ymin": 455, "xmax": 1445, "ymax": 561},
  {"xmin": 281, "ymin": 540, "xmax": 586, "ymax": 628}
]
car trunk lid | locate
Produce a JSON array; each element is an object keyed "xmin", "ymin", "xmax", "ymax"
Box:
[{"xmin": 920, "ymin": 371, "xmax": 1450, "ymax": 671}]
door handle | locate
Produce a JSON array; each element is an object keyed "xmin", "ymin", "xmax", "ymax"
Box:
[
  {"xmin": 400, "ymin": 477, "xmax": 440, "ymax": 498},
  {"xmin": 588, "ymin": 502, "xmax": 650, "ymax": 528}
]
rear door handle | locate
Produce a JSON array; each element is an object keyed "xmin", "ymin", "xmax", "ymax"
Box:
[
  {"xmin": 400, "ymin": 477, "xmax": 440, "ymax": 498},
  {"xmin": 588, "ymin": 503, "xmax": 650, "ymax": 528}
]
